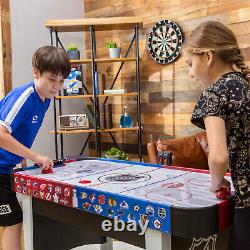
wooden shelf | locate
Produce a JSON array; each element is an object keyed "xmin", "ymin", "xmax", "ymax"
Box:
[
  {"xmin": 55, "ymin": 92, "xmax": 138, "ymax": 99},
  {"xmin": 49, "ymin": 127, "xmax": 139, "ymax": 134},
  {"xmin": 49, "ymin": 129, "xmax": 96, "ymax": 134},
  {"xmin": 46, "ymin": 16, "xmax": 142, "ymax": 159},
  {"xmin": 103, "ymin": 127, "xmax": 139, "ymax": 132},
  {"xmin": 98, "ymin": 92, "xmax": 138, "ymax": 97},
  {"xmin": 55, "ymin": 94, "xmax": 93, "ymax": 99},
  {"xmin": 45, "ymin": 17, "xmax": 143, "ymax": 32},
  {"xmin": 70, "ymin": 57, "xmax": 142, "ymax": 64}
]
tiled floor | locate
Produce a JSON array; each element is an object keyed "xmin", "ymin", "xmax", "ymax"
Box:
[
  {"xmin": 71, "ymin": 241, "xmax": 143, "ymax": 250},
  {"xmin": 0, "ymin": 229, "xmax": 142, "ymax": 250},
  {"xmin": 0, "ymin": 201, "xmax": 142, "ymax": 250}
]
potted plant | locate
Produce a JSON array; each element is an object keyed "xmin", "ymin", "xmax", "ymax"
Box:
[
  {"xmin": 104, "ymin": 147, "xmax": 128, "ymax": 160},
  {"xmin": 66, "ymin": 43, "xmax": 80, "ymax": 60},
  {"xmin": 105, "ymin": 41, "xmax": 121, "ymax": 58}
]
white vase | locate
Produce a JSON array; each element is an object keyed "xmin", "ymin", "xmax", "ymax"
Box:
[{"xmin": 108, "ymin": 48, "xmax": 121, "ymax": 58}]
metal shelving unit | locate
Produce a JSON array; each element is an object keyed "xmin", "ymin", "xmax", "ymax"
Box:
[{"xmin": 45, "ymin": 17, "xmax": 143, "ymax": 161}]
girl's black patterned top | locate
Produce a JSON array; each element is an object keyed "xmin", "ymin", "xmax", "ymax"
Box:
[{"xmin": 191, "ymin": 72, "xmax": 250, "ymax": 208}]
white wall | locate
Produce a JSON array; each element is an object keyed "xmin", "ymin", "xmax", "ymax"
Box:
[{"xmin": 10, "ymin": 0, "xmax": 88, "ymax": 161}]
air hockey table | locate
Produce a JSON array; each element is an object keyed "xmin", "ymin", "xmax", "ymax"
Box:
[{"xmin": 13, "ymin": 158, "xmax": 233, "ymax": 250}]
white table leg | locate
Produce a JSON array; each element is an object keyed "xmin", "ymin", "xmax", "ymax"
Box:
[
  {"xmin": 100, "ymin": 237, "xmax": 113, "ymax": 250},
  {"xmin": 145, "ymin": 229, "xmax": 171, "ymax": 250},
  {"xmin": 20, "ymin": 194, "xmax": 33, "ymax": 250}
]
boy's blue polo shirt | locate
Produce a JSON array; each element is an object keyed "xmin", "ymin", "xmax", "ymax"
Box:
[{"xmin": 0, "ymin": 82, "xmax": 50, "ymax": 174}]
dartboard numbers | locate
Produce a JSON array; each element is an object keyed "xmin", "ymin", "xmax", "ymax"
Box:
[{"xmin": 148, "ymin": 20, "xmax": 183, "ymax": 64}]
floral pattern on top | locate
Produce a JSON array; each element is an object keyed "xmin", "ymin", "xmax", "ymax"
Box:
[{"xmin": 191, "ymin": 72, "xmax": 250, "ymax": 208}]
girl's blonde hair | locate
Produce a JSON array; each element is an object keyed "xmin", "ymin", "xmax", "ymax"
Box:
[{"xmin": 183, "ymin": 21, "xmax": 250, "ymax": 83}]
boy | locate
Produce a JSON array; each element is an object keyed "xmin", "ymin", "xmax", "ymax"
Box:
[{"xmin": 0, "ymin": 45, "xmax": 71, "ymax": 250}]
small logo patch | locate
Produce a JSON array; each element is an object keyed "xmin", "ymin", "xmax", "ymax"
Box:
[
  {"xmin": 32, "ymin": 115, "xmax": 38, "ymax": 123},
  {"xmin": 0, "ymin": 205, "xmax": 12, "ymax": 215}
]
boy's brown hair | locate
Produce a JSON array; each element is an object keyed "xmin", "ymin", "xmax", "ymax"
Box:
[
  {"xmin": 32, "ymin": 46, "xmax": 71, "ymax": 78},
  {"xmin": 183, "ymin": 21, "xmax": 250, "ymax": 83}
]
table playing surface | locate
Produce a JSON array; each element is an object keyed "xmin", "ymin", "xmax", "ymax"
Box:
[{"xmin": 13, "ymin": 158, "xmax": 233, "ymax": 236}]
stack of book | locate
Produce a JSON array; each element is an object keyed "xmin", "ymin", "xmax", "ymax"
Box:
[{"xmin": 103, "ymin": 89, "xmax": 125, "ymax": 94}]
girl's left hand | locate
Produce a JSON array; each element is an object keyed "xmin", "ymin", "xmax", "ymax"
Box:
[{"xmin": 210, "ymin": 178, "xmax": 231, "ymax": 193}]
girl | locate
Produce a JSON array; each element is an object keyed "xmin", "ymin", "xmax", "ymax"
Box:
[{"xmin": 182, "ymin": 21, "xmax": 250, "ymax": 249}]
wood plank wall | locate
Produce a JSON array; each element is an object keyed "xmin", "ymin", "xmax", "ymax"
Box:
[
  {"xmin": 0, "ymin": 0, "xmax": 12, "ymax": 95},
  {"xmin": 83, "ymin": 0, "xmax": 250, "ymax": 161}
]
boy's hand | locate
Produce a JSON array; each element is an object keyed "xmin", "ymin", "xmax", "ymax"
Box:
[
  {"xmin": 32, "ymin": 154, "xmax": 54, "ymax": 170},
  {"xmin": 21, "ymin": 158, "xmax": 27, "ymax": 168}
]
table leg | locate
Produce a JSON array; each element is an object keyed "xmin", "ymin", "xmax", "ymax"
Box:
[
  {"xmin": 20, "ymin": 194, "xmax": 33, "ymax": 250},
  {"xmin": 145, "ymin": 229, "xmax": 171, "ymax": 250},
  {"xmin": 100, "ymin": 237, "xmax": 113, "ymax": 250}
]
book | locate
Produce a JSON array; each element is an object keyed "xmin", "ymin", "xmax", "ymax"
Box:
[
  {"xmin": 98, "ymin": 73, "xmax": 106, "ymax": 94},
  {"xmin": 100, "ymin": 104, "xmax": 113, "ymax": 129},
  {"xmin": 104, "ymin": 104, "xmax": 113, "ymax": 129},
  {"xmin": 103, "ymin": 89, "xmax": 125, "ymax": 94}
]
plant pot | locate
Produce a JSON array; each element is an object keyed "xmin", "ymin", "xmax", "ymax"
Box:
[
  {"xmin": 67, "ymin": 49, "xmax": 80, "ymax": 60},
  {"xmin": 108, "ymin": 48, "xmax": 121, "ymax": 58}
]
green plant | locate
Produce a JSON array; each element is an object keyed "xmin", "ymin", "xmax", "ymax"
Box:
[
  {"xmin": 66, "ymin": 43, "xmax": 78, "ymax": 51},
  {"xmin": 105, "ymin": 41, "xmax": 118, "ymax": 49},
  {"xmin": 104, "ymin": 147, "xmax": 129, "ymax": 160}
]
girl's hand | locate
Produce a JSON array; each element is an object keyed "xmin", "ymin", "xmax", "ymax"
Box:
[{"xmin": 210, "ymin": 178, "xmax": 231, "ymax": 193}]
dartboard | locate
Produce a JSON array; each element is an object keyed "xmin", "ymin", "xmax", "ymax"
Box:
[{"xmin": 148, "ymin": 19, "xmax": 183, "ymax": 64}]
